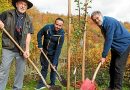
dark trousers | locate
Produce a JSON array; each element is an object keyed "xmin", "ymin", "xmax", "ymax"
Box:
[
  {"xmin": 38, "ymin": 53, "xmax": 57, "ymax": 86},
  {"xmin": 109, "ymin": 45, "xmax": 130, "ymax": 90}
]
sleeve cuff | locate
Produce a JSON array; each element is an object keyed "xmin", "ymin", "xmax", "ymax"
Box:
[{"xmin": 102, "ymin": 53, "xmax": 107, "ymax": 58}]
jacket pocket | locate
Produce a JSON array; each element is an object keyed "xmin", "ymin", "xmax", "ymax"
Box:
[{"xmin": 2, "ymin": 38, "xmax": 11, "ymax": 47}]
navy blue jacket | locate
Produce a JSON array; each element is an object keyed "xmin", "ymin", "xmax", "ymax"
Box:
[
  {"xmin": 101, "ymin": 16, "xmax": 130, "ymax": 58},
  {"xmin": 37, "ymin": 24, "xmax": 65, "ymax": 65}
]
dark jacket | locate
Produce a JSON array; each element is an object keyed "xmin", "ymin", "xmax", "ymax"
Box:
[
  {"xmin": 0, "ymin": 9, "xmax": 33, "ymax": 50},
  {"xmin": 101, "ymin": 16, "xmax": 130, "ymax": 58},
  {"xmin": 37, "ymin": 24, "xmax": 64, "ymax": 65}
]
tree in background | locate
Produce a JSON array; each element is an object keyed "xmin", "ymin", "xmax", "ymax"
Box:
[
  {"xmin": 0, "ymin": 0, "xmax": 129, "ymax": 89},
  {"xmin": 0, "ymin": 0, "xmax": 13, "ymax": 12}
]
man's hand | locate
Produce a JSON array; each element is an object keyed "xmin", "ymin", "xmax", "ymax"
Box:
[
  {"xmin": 39, "ymin": 48, "xmax": 43, "ymax": 52},
  {"xmin": 0, "ymin": 20, "xmax": 4, "ymax": 29},
  {"xmin": 23, "ymin": 50, "xmax": 30, "ymax": 58},
  {"xmin": 51, "ymin": 64, "xmax": 56, "ymax": 71},
  {"xmin": 53, "ymin": 65, "xmax": 56, "ymax": 69},
  {"xmin": 100, "ymin": 57, "xmax": 106, "ymax": 65}
]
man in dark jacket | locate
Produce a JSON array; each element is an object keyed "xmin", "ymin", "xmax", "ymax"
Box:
[
  {"xmin": 0, "ymin": 0, "xmax": 33, "ymax": 89},
  {"xmin": 91, "ymin": 11, "xmax": 130, "ymax": 90},
  {"xmin": 36, "ymin": 18, "xmax": 65, "ymax": 89}
]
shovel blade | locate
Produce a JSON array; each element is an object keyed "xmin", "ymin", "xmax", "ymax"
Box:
[
  {"xmin": 80, "ymin": 78, "xmax": 96, "ymax": 90},
  {"xmin": 57, "ymin": 75, "xmax": 67, "ymax": 87},
  {"xmin": 49, "ymin": 85, "xmax": 62, "ymax": 90}
]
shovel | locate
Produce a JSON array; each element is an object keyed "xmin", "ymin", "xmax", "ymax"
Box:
[
  {"xmin": 2, "ymin": 28, "xmax": 62, "ymax": 90},
  {"xmin": 80, "ymin": 62, "xmax": 102, "ymax": 90},
  {"xmin": 41, "ymin": 49, "xmax": 67, "ymax": 87}
]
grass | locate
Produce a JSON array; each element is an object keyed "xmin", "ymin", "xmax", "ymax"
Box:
[
  {"xmin": 4, "ymin": 56, "xmax": 130, "ymax": 90},
  {"xmin": 6, "ymin": 79, "xmax": 74, "ymax": 90},
  {"xmin": 6, "ymin": 79, "xmax": 130, "ymax": 90},
  {"xmin": 4, "ymin": 65, "xmax": 130, "ymax": 90}
]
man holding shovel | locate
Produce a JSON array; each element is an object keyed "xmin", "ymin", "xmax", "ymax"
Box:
[
  {"xmin": 91, "ymin": 11, "xmax": 130, "ymax": 90},
  {"xmin": 36, "ymin": 18, "xmax": 65, "ymax": 89},
  {"xmin": 0, "ymin": 0, "xmax": 33, "ymax": 89}
]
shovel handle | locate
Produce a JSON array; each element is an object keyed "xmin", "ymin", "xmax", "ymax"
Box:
[
  {"xmin": 2, "ymin": 28, "xmax": 50, "ymax": 88},
  {"xmin": 41, "ymin": 50, "xmax": 56, "ymax": 71},
  {"xmin": 41, "ymin": 49, "xmax": 62, "ymax": 80},
  {"xmin": 41, "ymin": 50, "xmax": 68, "ymax": 87},
  {"xmin": 92, "ymin": 62, "xmax": 102, "ymax": 82}
]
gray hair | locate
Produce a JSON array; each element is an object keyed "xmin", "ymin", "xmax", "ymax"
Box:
[{"xmin": 91, "ymin": 11, "xmax": 102, "ymax": 19}]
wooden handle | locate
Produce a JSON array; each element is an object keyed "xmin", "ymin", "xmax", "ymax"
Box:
[
  {"xmin": 92, "ymin": 62, "xmax": 102, "ymax": 82},
  {"xmin": 2, "ymin": 28, "xmax": 49, "ymax": 88},
  {"xmin": 41, "ymin": 50, "xmax": 62, "ymax": 80}
]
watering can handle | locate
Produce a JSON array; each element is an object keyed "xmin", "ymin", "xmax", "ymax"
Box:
[{"xmin": 92, "ymin": 62, "xmax": 102, "ymax": 82}]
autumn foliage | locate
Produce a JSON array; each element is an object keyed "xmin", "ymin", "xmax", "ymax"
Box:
[{"xmin": 0, "ymin": 0, "xmax": 130, "ymax": 88}]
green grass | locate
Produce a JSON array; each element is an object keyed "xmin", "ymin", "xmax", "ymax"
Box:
[
  {"xmin": 4, "ymin": 66, "xmax": 130, "ymax": 90},
  {"xmin": 6, "ymin": 80, "xmax": 37, "ymax": 90},
  {"xmin": 6, "ymin": 80, "xmax": 74, "ymax": 90},
  {"xmin": 6, "ymin": 79, "xmax": 130, "ymax": 90}
]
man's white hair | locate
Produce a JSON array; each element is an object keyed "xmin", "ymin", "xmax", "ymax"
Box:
[{"xmin": 91, "ymin": 11, "xmax": 102, "ymax": 19}]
